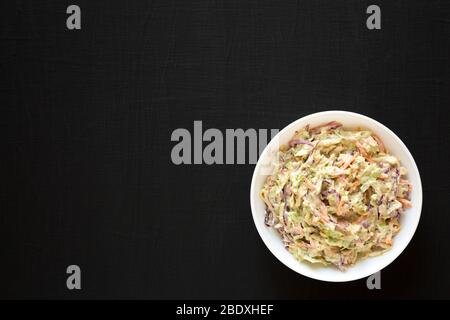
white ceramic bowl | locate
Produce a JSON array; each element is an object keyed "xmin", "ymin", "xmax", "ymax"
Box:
[{"xmin": 250, "ymin": 110, "xmax": 422, "ymax": 282}]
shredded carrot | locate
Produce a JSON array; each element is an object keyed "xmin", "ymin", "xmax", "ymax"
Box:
[
  {"xmin": 349, "ymin": 180, "xmax": 360, "ymax": 192},
  {"xmin": 379, "ymin": 173, "xmax": 389, "ymax": 179},
  {"xmin": 398, "ymin": 198, "xmax": 412, "ymax": 208},
  {"xmin": 336, "ymin": 199, "xmax": 343, "ymax": 216},
  {"xmin": 319, "ymin": 202, "xmax": 330, "ymax": 223},
  {"xmin": 399, "ymin": 179, "xmax": 413, "ymax": 193},
  {"xmin": 320, "ymin": 216, "xmax": 329, "ymax": 223},
  {"xmin": 342, "ymin": 154, "xmax": 356, "ymax": 169},
  {"xmin": 372, "ymin": 134, "xmax": 386, "ymax": 153},
  {"xmin": 320, "ymin": 201, "xmax": 328, "ymax": 216},
  {"xmin": 304, "ymin": 178, "xmax": 316, "ymax": 191},
  {"xmin": 355, "ymin": 141, "xmax": 374, "ymax": 162},
  {"xmin": 335, "ymin": 160, "xmax": 344, "ymax": 167},
  {"xmin": 320, "ymin": 203, "xmax": 326, "ymax": 215},
  {"xmin": 355, "ymin": 141, "xmax": 367, "ymax": 156},
  {"xmin": 385, "ymin": 235, "xmax": 392, "ymax": 246}
]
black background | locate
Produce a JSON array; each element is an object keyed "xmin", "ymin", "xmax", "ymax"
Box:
[{"xmin": 1, "ymin": 0, "xmax": 450, "ymax": 299}]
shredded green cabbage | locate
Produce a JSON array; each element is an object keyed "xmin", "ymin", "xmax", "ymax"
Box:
[{"xmin": 260, "ymin": 121, "xmax": 412, "ymax": 270}]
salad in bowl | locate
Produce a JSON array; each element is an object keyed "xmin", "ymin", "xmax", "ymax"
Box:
[{"xmin": 250, "ymin": 111, "xmax": 422, "ymax": 281}]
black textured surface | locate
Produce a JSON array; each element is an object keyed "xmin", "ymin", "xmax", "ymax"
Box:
[{"xmin": 1, "ymin": 0, "xmax": 450, "ymax": 299}]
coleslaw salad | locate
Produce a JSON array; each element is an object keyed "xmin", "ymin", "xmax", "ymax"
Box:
[{"xmin": 260, "ymin": 121, "xmax": 412, "ymax": 270}]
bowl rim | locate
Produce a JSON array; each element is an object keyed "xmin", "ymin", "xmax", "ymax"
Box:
[{"xmin": 250, "ymin": 110, "xmax": 423, "ymax": 282}]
